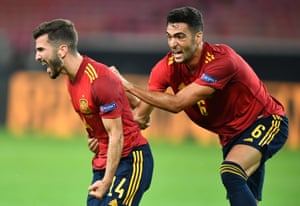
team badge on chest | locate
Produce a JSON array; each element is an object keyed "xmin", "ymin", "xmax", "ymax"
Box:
[{"xmin": 79, "ymin": 98, "xmax": 92, "ymax": 114}]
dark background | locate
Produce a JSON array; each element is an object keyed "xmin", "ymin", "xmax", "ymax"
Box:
[{"xmin": 0, "ymin": 0, "xmax": 299, "ymax": 125}]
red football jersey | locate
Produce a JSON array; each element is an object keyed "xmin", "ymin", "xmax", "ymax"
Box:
[
  {"xmin": 148, "ymin": 42, "xmax": 284, "ymax": 146},
  {"xmin": 67, "ymin": 56, "xmax": 147, "ymax": 169}
]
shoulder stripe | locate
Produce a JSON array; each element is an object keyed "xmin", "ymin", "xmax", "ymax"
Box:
[
  {"xmin": 168, "ymin": 56, "xmax": 174, "ymax": 65},
  {"xmin": 84, "ymin": 63, "xmax": 98, "ymax": 83},
  {"xmin": 204, "ymin": 51, "xmax": 215, "ymax": 64}
]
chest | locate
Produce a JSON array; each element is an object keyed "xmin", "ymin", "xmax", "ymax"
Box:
[
  {"xmin": 68, "ymin": 81, "xmax": 98, "ymax": 116},
  {"xmin": 170, "ymin": 65, "xmax": 202, "ymax": 93}
]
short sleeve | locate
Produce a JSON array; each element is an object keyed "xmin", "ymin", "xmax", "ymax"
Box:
[
  {"xmin": 195, "ymin": 55, "xmax": 237, "ymax": 90},
  {"xmin": 91, "ymin": 75, "xmax": 123, "ymax": 118}
]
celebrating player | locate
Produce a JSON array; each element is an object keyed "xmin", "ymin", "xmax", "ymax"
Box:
[
  {"xmin": 113, "ymin": 7, "xmax": 289, "ymax": 206},
  {"xmin": 32, "ymin": 19, "xmax": 154, "ymax": 206}
]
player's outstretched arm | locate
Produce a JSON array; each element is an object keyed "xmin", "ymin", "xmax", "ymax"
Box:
[
  {"xmin": 126, "ymin": 82, "xmax": 215, "ymax": 113},
  {"xmin": 109, "ymin": 65, "xmax": 215, "ymax": 113}
]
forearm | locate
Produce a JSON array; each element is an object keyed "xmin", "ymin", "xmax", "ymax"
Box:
[
  {"xmin": 101, "ymin": 117, "xmax": 124, "ymax": 185},
  {"xmin": 87, "ymin": 133, "xmax": 123, "ymax": 200},
  {"xmin": 110, "ymin": 66, "xmax": 183, "ymax": 113},
  {"xmin": 88, "ymin": 117, "xmax": 123, "ymax": 199},
  {"xmin": 103, "ymin": 133, "xmax": 123, "ymax": 184},
  {"xmin": 126, "ymin": 83, "xmax": 182, "ymax": 113}
]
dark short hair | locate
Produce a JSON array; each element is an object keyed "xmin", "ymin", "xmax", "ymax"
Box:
[
  {"xmin": 32, "ymin": 19, "xmax": 78, "ymax": 53},
  {"xmin": 167, "ymin": 7, "xmax": 204, "ymax": 33}
]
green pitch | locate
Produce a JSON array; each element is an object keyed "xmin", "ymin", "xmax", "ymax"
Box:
[{"xmin": 0, "ymin": 129, "xmax": 299, "ymax": 206}]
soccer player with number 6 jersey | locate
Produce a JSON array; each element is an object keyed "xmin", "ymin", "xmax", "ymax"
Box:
[{"xmin": 113, "ymin": 7, "xmax": 289, "ymax": 206}]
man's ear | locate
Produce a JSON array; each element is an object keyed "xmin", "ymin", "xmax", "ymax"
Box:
[
  {"xmin": 57, "ymin": 44, "xmax": 68, "ymax": 58},
  {"xmin": 195, "ymin": 32, "xmax": 203, "ymax": 45}
]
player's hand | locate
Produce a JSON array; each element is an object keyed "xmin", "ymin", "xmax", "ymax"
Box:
[
  {"xmin": 88, "ymin": 180, "xmax": 110, "ymax": 199},
  {"xmin": 109, "ymin": 65, "xmax": 121, "ymax": 76},
  {"xmin": 88, "ymin": 137, "xmax": 99, "ymax": 153}
]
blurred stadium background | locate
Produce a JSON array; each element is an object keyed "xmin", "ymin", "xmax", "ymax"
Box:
[{"xmin": 0, "ymin": 0, "xmax": 300, "ymax": 205}]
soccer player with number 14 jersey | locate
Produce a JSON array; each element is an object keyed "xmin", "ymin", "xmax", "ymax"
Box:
[{"xmin": 33, "ymin": 19, "xmax": 154, "ymax": 206}]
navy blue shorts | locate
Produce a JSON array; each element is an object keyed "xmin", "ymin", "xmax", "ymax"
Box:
[
  {"xmin": 87, "ymin": 143, "xmax": 154, "ymax": 206},
  {"xmin": 222, "ymin": 114, "xmax": 289, "ymax": 200}
]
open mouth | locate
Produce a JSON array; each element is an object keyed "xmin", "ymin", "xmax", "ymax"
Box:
[
  {"xmin": 40, "ymin": 60, "xmax": 48, "ymax": 67},
  {"xmin": 39, "ymin": 60, "xmax": 52, "ymax": 74},
  {"xmin": 173, "ymin": 50, "xmax": 183, "ymax": 59},
  {"xmin": 40, "ymin": 60, "xmax": 49, "ymax": 68}
]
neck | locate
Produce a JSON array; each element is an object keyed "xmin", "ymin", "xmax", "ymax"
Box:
[
  {"xmin": 62, "ymin": 52, "xmax": 83, "ymax": 81},
  {"xmin": 186, "ymin": 42, "xmax": 203, "ymax": 72}
]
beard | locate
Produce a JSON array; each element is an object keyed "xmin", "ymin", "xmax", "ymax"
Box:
[
  {"xmin": 182, "ymin": 41, "xmax": 198, "ymax": 64},
  {"xmin": 172, "ymin": 38, "xmax": 198, "ymax": 64},
  {"xmin": 47, "ymin": 55, "xmax": 63, "ymax": 79}
]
